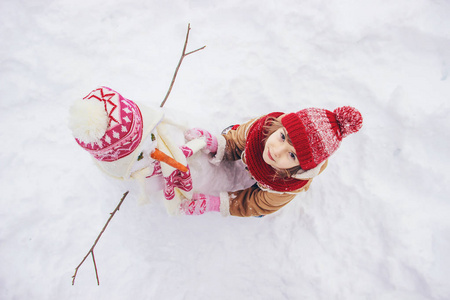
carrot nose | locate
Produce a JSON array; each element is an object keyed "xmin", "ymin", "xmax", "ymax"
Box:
[{"xmin": 150, "ymin": 148, "xmax": 189, "ymax": 173}]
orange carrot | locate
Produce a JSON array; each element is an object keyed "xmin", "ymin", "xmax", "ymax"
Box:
[{"xmin": 150, "ymin": 148, "xmax": 188, "ymax": 173}]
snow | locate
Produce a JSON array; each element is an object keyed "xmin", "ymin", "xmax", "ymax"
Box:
[{"xmin": 1, "ymin": 0, "xmax": 450, "ymax": 299}]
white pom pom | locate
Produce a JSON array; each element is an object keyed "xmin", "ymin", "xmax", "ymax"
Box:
[{"xmin": 69, "ymin": 100, "xmax": 108, "ymax": 143}]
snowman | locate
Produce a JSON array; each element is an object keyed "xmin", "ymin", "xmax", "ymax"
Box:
[{"xmin": 68, "ymin": 86, "xmax": 206, "ymax": 215}]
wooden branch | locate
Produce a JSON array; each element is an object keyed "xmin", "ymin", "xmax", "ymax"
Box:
[
  {"xmin": 72, "ymin": 191, "xmax": 129, "ymax": 285},
  {"xmin": 160, "ymin": 23, "xmax": 206, "ymax": 108},
  {"xmin": 91, "ymin": 251, "xmax": 99, "ymax": 285}
]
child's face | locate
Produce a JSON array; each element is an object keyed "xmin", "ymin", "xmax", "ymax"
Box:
[{"xmin": 263, "ymin": 127, "xmax": 300, "ymax": 170}]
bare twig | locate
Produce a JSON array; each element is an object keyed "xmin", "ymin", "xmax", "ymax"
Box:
[
  {"xmin": 72, "ymin": 191, "xmax": 129, "ymax": 285},
  {"xmin": 91, "ymin": 251, "xmax": 99, "ymax": 285},
  {"xmin": 160, "ymin": 23, "xmax": 206, "ymax": 108}
]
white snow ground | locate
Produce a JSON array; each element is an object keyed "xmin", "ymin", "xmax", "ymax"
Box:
[{"xmin": 1, "ymin": 0, "xmax": 450, "ymax": 299}]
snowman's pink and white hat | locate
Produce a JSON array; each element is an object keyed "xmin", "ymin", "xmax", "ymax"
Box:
[{"xmin": 69, "ymin": 86, "xmax": 163, "ymax": 179}]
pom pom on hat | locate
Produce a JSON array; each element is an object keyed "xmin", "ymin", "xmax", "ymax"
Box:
[
  {"xmin": 69, "ymin": 99, "xmax": 109, "ymax": 144},
  {"xmin": 334, "ymin": 106, "xmax": 363, "ymax": 138}
]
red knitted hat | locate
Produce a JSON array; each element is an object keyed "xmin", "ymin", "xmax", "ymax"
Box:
[{"xmin": 281, "ymin": 106, "xmax": 363, "ymax": 170}]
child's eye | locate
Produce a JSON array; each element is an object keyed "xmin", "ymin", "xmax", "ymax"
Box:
[
  {"xmin": 280, "ymin": 132, "xmax": 286, "ymax": 141},
  {"xmin": 289, "ymin": 152, "xmax": 297, "ymax": 160}
]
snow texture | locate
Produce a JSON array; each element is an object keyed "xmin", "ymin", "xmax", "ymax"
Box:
[{"xmin": 1, "ymin": 0, "xmax": 450, "ymax": 299}]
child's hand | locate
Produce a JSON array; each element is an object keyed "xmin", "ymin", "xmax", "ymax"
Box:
[
  {"xmin": 184, "ymin": 128, "xmax": 218, "ymax": 154},
  {"xmin": 180, "ymin": 193, "xmax": 220, "ymax": 215}
]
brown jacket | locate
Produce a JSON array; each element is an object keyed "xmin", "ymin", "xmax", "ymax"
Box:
[{"xmin": 219, "ymin": 116, "xmax": 327, "ymax": 217}]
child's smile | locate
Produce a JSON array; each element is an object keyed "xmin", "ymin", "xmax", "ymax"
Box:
[{"xmin": 263, "ymin": 127, "xmax": 300, "ymax": 170}]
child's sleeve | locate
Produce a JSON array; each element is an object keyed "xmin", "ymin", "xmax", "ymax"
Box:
[
  {"xmin": 221, "ymin": 185, "xmax": 300, "ymax": 217},
  {"xmin": 222, "ymin": 160, "xmax": 328, "ymax": 217},
  {"xmin": 211, "ymin": 117, "xmax": 260, "ymax": 164}
]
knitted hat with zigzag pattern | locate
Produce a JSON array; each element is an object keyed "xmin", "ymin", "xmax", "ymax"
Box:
[{"xmin": 69, "ymin": 86, "xmax": 164, "ymax": 179}]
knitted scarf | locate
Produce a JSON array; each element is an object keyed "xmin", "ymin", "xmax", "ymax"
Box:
[{"xmin": 244, "ymin": 112, "xmax": 309, "ymax": 192}]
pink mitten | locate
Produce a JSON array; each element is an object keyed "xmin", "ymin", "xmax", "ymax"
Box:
[
  {"xmin": 184, "ymin": 128, "xmax": 218, "ymax": 154},
  {"xmin": 180, "ymin": 193, "xmax": 220, "ymax": 215}
]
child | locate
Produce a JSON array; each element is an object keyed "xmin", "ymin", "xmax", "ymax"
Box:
[{"xmin": 180, "ymin": 106, "xmax": 363, "ymax": 217}]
